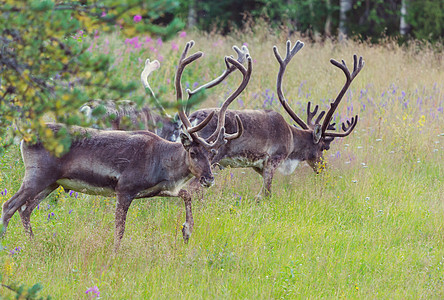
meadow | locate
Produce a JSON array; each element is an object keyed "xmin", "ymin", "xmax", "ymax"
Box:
[{"xmin": 0, "ymin": 27, "xmax": 443, "ymax": 298}]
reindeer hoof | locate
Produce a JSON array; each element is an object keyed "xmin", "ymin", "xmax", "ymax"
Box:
[{"xmin": 182, "ymin": 222, "xmax": 192, "ymax": 243}]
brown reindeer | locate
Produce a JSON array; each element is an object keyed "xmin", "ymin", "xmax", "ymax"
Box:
[
  {"xmin": 187, "ymin": 40, "xmax": 364, "ymax": 198},
  {"xmin": 0, "ymin": 41, "xmax": 250, "ymax": 250}
]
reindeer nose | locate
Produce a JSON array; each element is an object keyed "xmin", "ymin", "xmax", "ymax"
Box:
[{"xmin": 199, "ymin": 176, "xmax": 214, "ymax": 188}]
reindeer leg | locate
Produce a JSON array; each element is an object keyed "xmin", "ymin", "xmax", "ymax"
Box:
[
  {"xmin": 1, "ymin": 180, "xmax": 53, "ymax": 237},
  {"xmin": 178, "ymin": 189, "xmax": 194, "ymax": 243},
  {"xmin": 18, "ymin": 184, "xmax": 59, "ymax": 238},
  {"xmin": 186, "ymin": 178, "xmax": 204, "ymax": 201},
  {"xmin": 255, "ymin": 159, "xmax": 279, "ymax": 200},
  {"xmin": 114, "ymin": 193, "xmax": 134, "ymax": 252}
]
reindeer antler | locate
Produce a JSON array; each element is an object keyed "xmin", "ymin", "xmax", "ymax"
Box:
[
  {"xmin": 140, "ymin": 58, "xmax": 170, "ymax": 116},
  {"xmin": 176, "ymin": 41, "xmax": 244, "ymax": 150},
  {"xmin": 273, "ymin": 40, "xmax": 309, "ymax": 130},
  {"xmin": 306, "ymin": 101, "xmax": 335, "ymax": 130},
  {"xmin": 185, "ymin": 44, "xmax": 250, "ymax": 115},
  {"xmin": 205, "ymin": 54, "xmax": 252, "ymax": 144},
  {"xmin": 321, "ymin": 55, "xmax": 364, "ymax": 137}
]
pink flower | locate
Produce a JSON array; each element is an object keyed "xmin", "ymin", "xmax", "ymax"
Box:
[
  {"xmin": 179, "ymin": 31, "xmax": 187, "ymax": 38},
  {"xmin": 171, "ymin": 42, "xmax": 179, "ymax": 51},
  {"xmin": 145, "ymin": 37, "xmax": 152, "ymax": 43},
  {"xmin": 243, "ymin": 42, "xmax": 248, "ymax": 47},
  {"xmin": 157, "ymin": 38, "xmax": 163, "ymax": 47},
  {"xmin": 133, "ymin": 15, "xmax": 142, "ymax": 23},
  {"xmin": 101, "ymin": 11, "xmax": 106, "ymax": 17},
  {"xmin": 158, "ymin": 54, "xmax": 164, "ymax": 62},
  {"xmin": 125, "ymin": 36, "xmax": 142, "ymax": 49}
]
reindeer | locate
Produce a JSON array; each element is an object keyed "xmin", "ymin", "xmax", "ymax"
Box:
[
  {"xmin": 187, "ymin": 40, "xmax": 364, "ymax": 198},
  {"xmin": 0, "ymin": 41, "xmax": 250, "ymax": 250},
  {"xmin": 79, "ymin": 44, "xmax": 250, "ymax": 143}
]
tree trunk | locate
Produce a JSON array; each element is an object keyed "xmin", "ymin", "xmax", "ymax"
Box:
[
  {"xmin": 400, "ymin": 0, "xmax": 410, "ymax": 35},
  {"xmin": 339, "ymin": 0, "xmax": 353, "ymax": 41},
  {"xmin": 324, "ymin": 0, "xmax": 332, "ymax": 36},
  {"xmin": 187, "ymin": 0, "xmax": 197, "ymax": 29}
]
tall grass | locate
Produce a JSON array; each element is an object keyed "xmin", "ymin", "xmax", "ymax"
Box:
[{"xmin": 0, "ymin": 27, "xmax": 443, "ymax": 298}]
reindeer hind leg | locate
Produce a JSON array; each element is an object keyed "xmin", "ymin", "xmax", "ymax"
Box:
[{"xmin": 18, "ymin": 184, "xmax": 59, "ymax": 238}]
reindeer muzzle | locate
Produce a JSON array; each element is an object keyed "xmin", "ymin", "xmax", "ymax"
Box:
[{"xmin": 199, "ymin": 176, "xmax": 215, "ymax": 188}]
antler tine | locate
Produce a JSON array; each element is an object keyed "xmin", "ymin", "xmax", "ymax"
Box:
[
  {"xmin": 175, "ymin": 40, "xmax": 204, "ymax": 130},
  {"xmin": 306, "ymin": 101, "xmax": 319, "ymax": 125},
  {"xmin": 324, "ymin": 115, "xmax": 358, "ymax": 138},
  {"xmin": 224, "ymin": 114, "xmax": 244, "ymax": 141},
  {"xmin": 306, "ymin": 101, "xmax": 335, "ymax": 131},
  {"xmin": 273, "ymin": 40, "xmax": 309, "ymax": 130},
  {"xmin": 321, "ymin": 55, "xmax": 364, "ymax": 135},
  {"xmin": 140, "ymin": 58, "xmax": 171, "ymax": 117},
  {"xmin": 206, "ymin": 54, "xmax": 252, "ymax": 144},
  {"xmin": 185, "ymin": 44, "xmax": 250, "ymax": 115}
]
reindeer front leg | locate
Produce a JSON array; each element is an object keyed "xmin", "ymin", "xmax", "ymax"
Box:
[
  {"xmin": 178, "ymin": 189, "xmax": 194, "ymax": 243},
  {"xmin": 114, "ymin": 193, "xmax": 134, "ymax": 252}
]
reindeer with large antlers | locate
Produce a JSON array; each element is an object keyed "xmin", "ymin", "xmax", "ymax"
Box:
[
  {"xmin": 79, "ymin": 45, "xmax": 250, "ymax": 143},
  {"xmin": 0, "ymin": 41, "xmax": 249, "ymax": 250},
  {"xmin": 187, "ymin": 40, "xmax": 364, "ymax": 198}
]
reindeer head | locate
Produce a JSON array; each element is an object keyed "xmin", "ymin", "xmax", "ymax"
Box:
[
  {"xmin": 274, "ymin": 40, "xmax": 364, "ymax": 173},
  {"xmin": 176, "ymin": 41, "xmax": 248, "ymax": 186}
]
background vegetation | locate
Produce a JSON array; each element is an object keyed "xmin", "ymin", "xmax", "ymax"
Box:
[
  {"xmin": 0, "ymin": 0, "xmax": 443, "ymax": 298},
  {"xmin": 0, "ymin": 25, "xmax": 443, "ymax": 298}
]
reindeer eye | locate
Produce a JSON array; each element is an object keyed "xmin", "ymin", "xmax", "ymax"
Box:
[{"xmin": 189, "ymin": 150, "xmax": 197, "ymax": 159}]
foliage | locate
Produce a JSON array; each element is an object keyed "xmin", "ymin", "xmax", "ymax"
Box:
[
  {"xmin": 0, "ymin": 0, "xmax": 184, "ymax": 156},
  {"xmin": 178, "ymin": 0, "xmax": 443, "ymax": 43},
  {"xmin": 407, "ymin": 0, "xmax": 444, "ymax": 42},
  {"xmin": 0, "ymin": 274, "xmax": 51, "ymax": 299}
]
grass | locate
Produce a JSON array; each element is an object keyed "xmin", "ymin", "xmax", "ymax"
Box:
[{"xmin": 0, "ymin": 27, "xmax": 443, "ymax": 298}]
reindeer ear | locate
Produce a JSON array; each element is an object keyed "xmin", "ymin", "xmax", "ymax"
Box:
[
  {"xmin": 313, "ymin": 124, "xmax": 322, "ymax": 144},
  {"xmin": 180, "ymin": 132, "xmax": 193, "ymax": 150}
]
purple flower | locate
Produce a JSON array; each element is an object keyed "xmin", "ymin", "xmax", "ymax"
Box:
[
  {"xmin": 0, "ymin": 188, "xmax": 6, "ymax": 196},
  {"xmin": 171, "ymin": 42, "xmax": 179, "ymax": 51},
  {"xmin": 157, "ymin": 38, "xmax": 163, "ymax": 47},
  {"xmin": 243, "ymin": 42, "xmax": 248, "ymax": 47},
  {"xmin": 230, "ymin": 172, "xmax": 234, "ymax": 179},
  {"xmin": 69, "ymin": 209, "xmax": 73, "ymax": 214},
  {"xmin": 101, "ymin": 11, "xmax": 106, "ymax": 17},
  {"xmin": 133, "ymin": 15, "xmax": 142, "ymax": 23},
  {"xmin": 86, "ymin": 286, "xmax": 100, "ymax": 298},
  {"xmin": 179, "ymin": 31, "xmax": 187, "ymax": 38}
]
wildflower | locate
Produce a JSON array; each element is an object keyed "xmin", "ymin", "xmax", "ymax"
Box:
[
  {"xmin": 243, "ymin": 42, "xmax": 248, "ymax": 47},
  {"xmin": 179, "ymin": 31, "xmax": 187, "ymax": 38},
  {"xmin": 69, "ymin": 209, "xmax": 73, "ymax": 214},
  {"xmin": 47, "ymin": 212, "xmax": 55, "ymax": 221},
  {"xmin": 86, "ymin": 286, "xmax": 100, "ymax": 298},
  {"xmin": 133, "ymin": 15, "xmax": 142, "ymax": 23},
  {"xmin": 101, "ymin": 11, "xmax": 106, "ymax": 17},
  {"xmin": 171, "ymin": 42, "xmax": 179, "ymax": 51},
  {"xmin": 157, "ymin": 38, "xmax": 163, "ymax": 47}
]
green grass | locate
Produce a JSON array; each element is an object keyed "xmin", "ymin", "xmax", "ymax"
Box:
[{"xmin": 0, "ymin": 28, "xmax": 443, "ymax": 298}]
